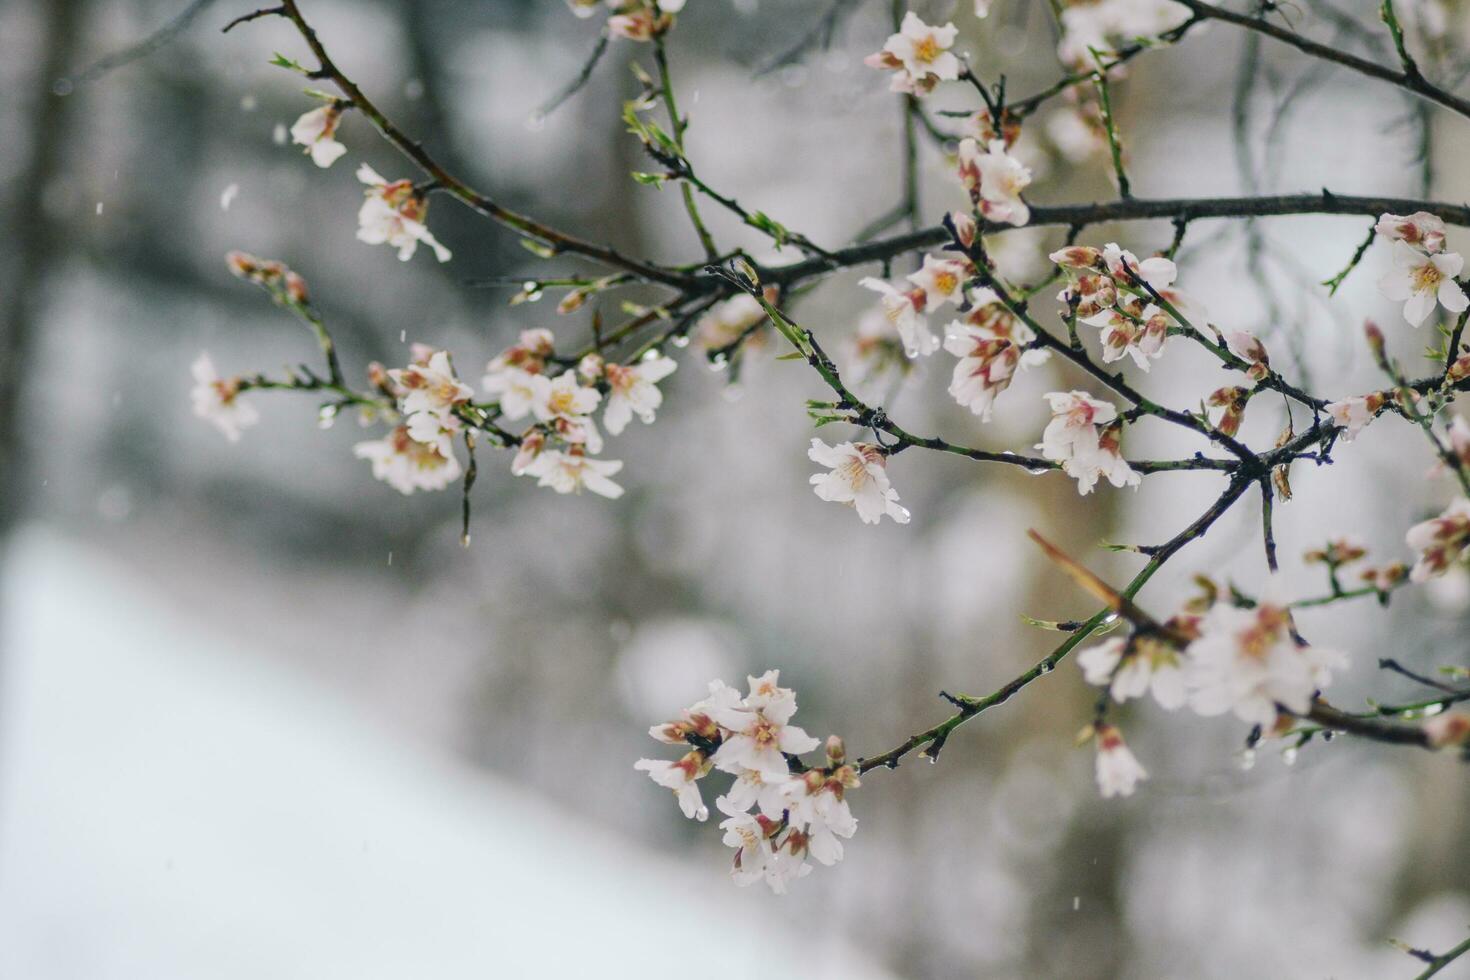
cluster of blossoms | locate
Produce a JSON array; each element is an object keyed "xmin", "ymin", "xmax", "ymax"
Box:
[
  {"xmin": 1376, "ymin": 211, "xmax": 1468, "ymax": 326},
  {"xmin": 944, "ymin": 286, "xmax": 1050, "ymax": 421},
  {"xmin": 566, "ymin": 0, "xmax": 686, "ymax": 40},
  {"xmin": 354, "ymin": 346, "xmax": 471, "ymax": 494},
  {"xmin": 636, "ymin": 671, "xmax": 859, "ymax": 893},
  {"xmin": 1078, "ymin": 587, "xmax": 1348, "ymax": 796},
  {"xmin": 1038, "ymin": 390, "xmax": 1139, "ymax": 494},
  {"xmin": 1049, "ymin": 243, "xmax": 1198, "ymax": 371},
  {"xmin": 1055, "ymin": 0, "xmax": 1190, "ymax": 68}
]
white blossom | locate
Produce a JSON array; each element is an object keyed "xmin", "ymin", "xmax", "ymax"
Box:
[
  {"xmin": 1376, "ymin": 210, "xmax": 1447, "ymax": 253},
  {"xmin": 709, "ymin": 672, "xmax": 820, "ymax": 778},
  {"xmin": 1094, "ymin": 723, "xmax": 1148, "ymax": 798},
  {"xmin": 1379, "ymin": 240, "xmax": 1467, "ymax": 327},
  {"xmin": 190, "ymin": 353, "xmax": 259, "ymax": 442},
  {"xmin": 289, "ymin": 104, "xmax": 346, "ymax": 168},
  {"xmin": 859, "ymin": 277, "xmax": 938, "ymax": 357},
  {"xmin": 1185, "ymin": 596, "xmax": 1347, "ymax": 727},
  {"xmin": 943, "ymin": 288, "xmax": 1049, "ymax": 420},
  {"xmin": 1038, "ymin": 391, "xmax": 1139, "ymax": 494},
  {"xmin": 906, "ymin": 254, "xmax": 969, "ymax": 310},
  {"xmin": 355, "ymin": 164, "xmax": 451, "ymax": 263},
  {"xmin": 1407, "ymin": 498, "xmax": 1470, "ymax": 582},
  {"xmin": 864, "ymin": 12, "xmax": 960, "ymax": 96},
  {"xmin": 1324, "ymin": 393, "xmax": 1385, "ymax": 442},
  {"xmin": 807, "ymin": 439, "xmax": 912, "ymax": 525},
  {"xmin": 603, "ymin": 353, "xmax": 677, "ymax": 435},
  {"xmin": 481, "ymin": 366, "xmax": 543, "ymax": 421},
  {"xmin": 1078, "ymin": 636, "xmax": 1188, "ymax": 709},
  {"xmin": 354, "ymin": 424, "xmax": 462, "ymax": 494},
  {"xmin": 520, "ymin": 448, "xmax": 624, "ymax": 498},
  {"xmin": 957, "ymin": 138, "xmax": 1032, "ymax": 227},
  {"xmin": 635, "ymin": 750, "xmax": 710, "ymax": 821}
]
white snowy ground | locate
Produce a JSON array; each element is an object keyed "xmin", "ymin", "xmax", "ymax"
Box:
[{"xmin": 0, "ymin": 528, "xmax": 892, "ymax": 980}]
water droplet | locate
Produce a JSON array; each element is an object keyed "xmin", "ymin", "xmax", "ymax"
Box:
[
  {"xmin": 722, "ymin": 383, "xmax": 745, "ymax": 403},
  {"xmin": 1422, "ymin": 702, "xmax": 1445, "ymax": 717},
  {"xmin": 526, "ymin": 111, "xmax": 546, "ymax": 132},
  {"xmin": 386, "ymin": 551, "xmax": 394, "ymax": 566},
  {"xmin": 272, "ymin": 123, "xmax": 288, "ymax": 145},
  {"xmin": 641, "ymin": 348, "xmax": 662, "ymax": 362},
  {"xmin": 671, "ymin": 334, "xmax": 690, "ymax": 348},
  {"xmin": 219, "ymin": 183, "xmax": 240, "ymax": 211},
  {"xmin": 240, "ymin": 94, "xmax": 257, "ymax": 111},
  {"xmin": 95, "ymin": 202, "xmax": 103, "ymax": 216},
  {"xmin": 709, "ymin": 355, "xmax": 728, "ymax": 372},
  {"xmin": 318, "ymin": 405, "xmax": 339, "ymax": 429},
  {"xmin": 1072, "ymin": 896, "xmax": 1081, "ymax": 911},
  {"xmin": 52, "ymin": 78, "xmax": 74, "ymax": 97},
  {"xmin": 460, "ymin": 532, "xmax": 471, "ymax": 548},
  {"xmin": 399, "ymin": 329, "xmax": 407, "ymax": 343},
  {"xmin": 1237, "ymin": 748, "xmax": 1256, "ymax": 771},
  {"xmin": 1039, "ymin": 662, "xmax": 1054, "ymax": 674},
  {"xmin": 1281, "ymin": 747, "xmax": 1298, "ymax": 766}
]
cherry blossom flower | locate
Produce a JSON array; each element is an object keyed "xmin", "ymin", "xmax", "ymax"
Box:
[
  {"xmin": 1223, "ymin": 329, "xmax": 1271, "ymax": 380},
  {"xmin": 807, "ymin": 439, "xmax": 912, "ymax": 525},
  {"xmin": 355, "ymin": 164, "xmax": 451, "ymax": 263},
  {"xmin": 943, "ymin": 288, "xmax": 1049, "ymax": 420},
  {"xmin": 388, "ymin": 350, "xmax": 473, "ymax": 419},
  {"xmin": 709, "ymin": 672, "xmax": 820, "ymax": 778},
  {"xmin": 859, "ymin": 277, "xmax": 937, "ymax": 357},
  {"xmin": 1038, "ymin": 391, "xmax": 1139, "ymax": 494},
  {"xmin": 848, "ymin": 308, "xmax": 914, "ymax": 389},
  {"xmin": 1379, "ymin": 240, "xmax": 1467, "ymax": 327},
  {"xmin": 1206, "ymin": 386, "xmax": 1249, "ymax": 438},
  {"xmin": 1081, "ymin": 302, "xmax": 1170, "ymax": 370},
  {"xmin": 1077, "ymin": 635, "xmax": 1188, "ymax": 709},
  {"xmin": 1093, "ymin": 723, "xmax": 1148, "ymax": 799},
  {"xmin": 481, "ymin": 366, "xmax": 542, "ymax": 421},
  {"xmin": 603, "ymin": 352, "xmax": 677, "ymax": 435},
  {"xmin": 1101, "ymin": 243, "xmax": 1177, "ymax": 291},
  {"xmin": 635, "ymin": 749, "xmax": 710, "ymax": 821},
  {"xmin": 1407, "ymin": 498, "xmax": 1470, "ymax": 582},
  {"xmin": 719, "ymin": 804, "xmax": 779, "ymax": 886},
  {"xmin": 190, "ymin": 353, "xmax": 259, "ymax": 442},
  {"xmin": 1376, "ymin": 211, "xmax": 1447, "ymax": 254},
  {"xmin": 719, "ymin": 768, "xmax": 794, "ymax": 820},
  {"xmin": 531, "ymin": 371, "xmax": 603, "ymax": 450},
  {"xmin": 1185, "ymin": 595, "xmax": 1348, "ymax": 727},
  {"xmin": 354, "ymin": 424, "xmax": 462, "ymax": 494},
  {"xmin": 521, "ymin": 447, "xmax": 624, "ymax": 498},
  {"xmin": 906, "ymin": 254, "xmax": 970, "ymax": 310},
  {"xmin": 957, "ymin": 138, "xmax": 1032, "ymax": 226},
  {"xmin": 864, "ymin": 12, "xmax": 959, "ymax": 96},
  {"xmin": 781, "ymin": 764, "xmax": 860, "ymax": 866},
  {"xmin": 1324, "ymin": 392, "xmax": 1386, "ymax": 442},
  {"xmin": 510, "ymin": 429, "xmax": 546, "ymax": 477},
  {"xmin": 289, "ymin": 104, "xmax": 346, "ymax": 168}
]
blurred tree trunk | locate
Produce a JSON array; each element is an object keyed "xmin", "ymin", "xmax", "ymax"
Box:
[{"xmin": 0, "ymin": 0, "xmax": 86, "ymax": 532}]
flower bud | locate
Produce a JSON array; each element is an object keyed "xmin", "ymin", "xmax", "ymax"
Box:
[{"xmin": 825, "ymin": 735, "xmax": 846, "ymax": 767}]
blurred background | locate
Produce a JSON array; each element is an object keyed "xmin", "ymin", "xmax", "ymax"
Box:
[{"xmin": 1, "ymin": 0, "xmax": 1468, "ymax": 976}]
